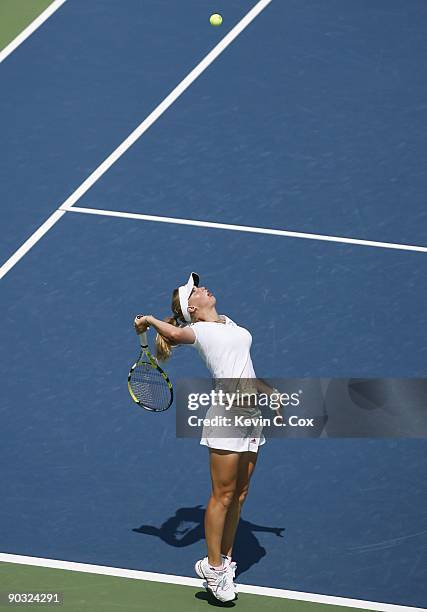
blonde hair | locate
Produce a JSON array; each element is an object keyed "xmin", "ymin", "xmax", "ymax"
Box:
[{"xmin": 155, "ymin": 288, "xmax": 188, "ymax": 362}]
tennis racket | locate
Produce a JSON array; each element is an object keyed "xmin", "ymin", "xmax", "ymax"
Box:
[{"xmin": 127, "ymin": 327, "xmax": 173, "ymax": 412}]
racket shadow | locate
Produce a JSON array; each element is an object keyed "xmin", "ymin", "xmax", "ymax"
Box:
[{"xmin": 132, "ymin": 504, "xmax": 285, "ymax": 576}]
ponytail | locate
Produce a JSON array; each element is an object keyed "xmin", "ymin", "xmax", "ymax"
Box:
[
  {"xmin": 155, "ymin": 288, "xmax": 188, "ymax": 362},
  {"xmin": 155, "ymin": 316, "xmax": 180, "ymax": 362}
]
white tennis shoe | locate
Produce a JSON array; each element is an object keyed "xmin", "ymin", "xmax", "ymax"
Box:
[
  {"xmin": 194, "ymin": 556, "xmax": 236, "ymax": 602},
  {"xmin": 221, "ymin": 554, "xmax": 237, "ymax": 588}
]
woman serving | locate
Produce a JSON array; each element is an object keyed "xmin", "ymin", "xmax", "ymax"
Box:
[{"xmin": 134, "ymin": 272, "xmax": 274, "ymax": 603}]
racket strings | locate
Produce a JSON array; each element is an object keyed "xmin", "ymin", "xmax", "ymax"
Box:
[{"xmin": 130, "ymin": 361, "xmax": 171, "ymax": 411}]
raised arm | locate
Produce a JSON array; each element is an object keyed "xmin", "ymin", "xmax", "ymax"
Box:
[
  {"xmin": 134, "ymin": 314, "xmax": 195, "ymax": 345},
  {"xmin": 255, "ymin": 378, "xmax": 276, "ymax": 395},
  {"xmin": 254, "ymin": 378, "xmax": 283, "ymax": 420}
]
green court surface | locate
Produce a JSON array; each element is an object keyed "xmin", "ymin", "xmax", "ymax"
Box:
[
  {"xmin": 0, "ymin": 562, "xmax": 373, "ymax": 612},
  {"xmin": 0, "ymin": 0, "xmax": 55, "ymax": 50}
]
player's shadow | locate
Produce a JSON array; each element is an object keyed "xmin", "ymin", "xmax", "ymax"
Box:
[
  {"xmin": 194, "ymin": 590, "xmax": 237, "ymax": 607},
  {"xmin": 133, "ymin": 504, "xmax": 285, "ymax": 576}
]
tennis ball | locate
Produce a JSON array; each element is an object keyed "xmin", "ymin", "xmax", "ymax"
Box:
[{"xmin": 210, "ymin": 13, "xmax": 223, "ymax": 26}]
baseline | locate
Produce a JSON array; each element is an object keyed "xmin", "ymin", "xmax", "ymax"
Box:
[{"xmin": 0, "ymin": 553, "xmax": 422, "ymax": 612}]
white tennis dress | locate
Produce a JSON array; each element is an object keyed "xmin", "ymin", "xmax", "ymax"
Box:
[{"xmin": 190, "ymin": 315, "xmax": 266, "ymax": 453}]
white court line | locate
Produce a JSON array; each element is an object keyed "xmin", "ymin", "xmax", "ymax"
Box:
[
  {"xmin": 0, "ymin": 0, "xmax": 273, "ymax": 281},
  {"xmin": 64, "ymin": 206, "xmax": 427, "ymax": 253},
  {"xmin": 0, "ymin": 0, "xmax": 67, "ymax": 64},
  {"xmin": 0, "ymin": 210, "xmax": 66, "ymax": 280},
  {"xmin": 0, "ymin": 553, "xmax": 423, "ymax": 612}
]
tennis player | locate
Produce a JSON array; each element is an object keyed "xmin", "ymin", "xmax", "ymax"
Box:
[{"xmin": 134, "ymin": 272, "xmax": 274, "ymax": 603}]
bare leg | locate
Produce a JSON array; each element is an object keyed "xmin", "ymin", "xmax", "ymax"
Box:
[
  {"xmin": 205, "ymin": 449, "xmax": 239, "ymax": 567},
  {"xmin": 221, "ymin": 497, "xmax": 240, "ymax": 558},
  {"xmin": 221, "ymin": 451, "xmax": 258, "ymax": 558}
]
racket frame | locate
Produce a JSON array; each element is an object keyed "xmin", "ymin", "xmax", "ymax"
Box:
[{"xmin": 127, "ymin": 331, "xmax": 173, "ymax": 411}]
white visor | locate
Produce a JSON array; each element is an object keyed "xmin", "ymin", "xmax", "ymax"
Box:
[{"xmin": 178, "ymin": 272, "xmax": 200, "ymax": 323}]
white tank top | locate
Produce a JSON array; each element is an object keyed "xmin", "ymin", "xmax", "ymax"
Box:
[{"xmin": 190, "ymin": 315, "xmax": 256, "ymax": 379}]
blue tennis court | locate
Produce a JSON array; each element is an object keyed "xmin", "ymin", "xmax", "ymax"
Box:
[{"xmin": 1, "ymin": 1, "xmax": 426, "ymax": 610}]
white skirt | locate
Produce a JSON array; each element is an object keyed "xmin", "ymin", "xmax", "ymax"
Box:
[
  {"xmin": 200, "ymin": 435, "xmax": 266, "ymax": 453},
  {"xmin": 199, "ymin": 403, "xmax": 266, "ymax": 453}
]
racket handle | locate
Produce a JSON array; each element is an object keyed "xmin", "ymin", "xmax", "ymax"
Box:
[{"xmin": 138, "ymin": 332, "xmax": 148, "ymax": 348}]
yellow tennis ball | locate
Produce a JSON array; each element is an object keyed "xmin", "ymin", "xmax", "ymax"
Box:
[{"xmin": 210, "ymin": 13, "xmax": 223, "ymax": 26}]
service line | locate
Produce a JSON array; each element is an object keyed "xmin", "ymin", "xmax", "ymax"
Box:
[{"xmin": 64, "ymin": 206, "xmax": 427, "ymax": 253}]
